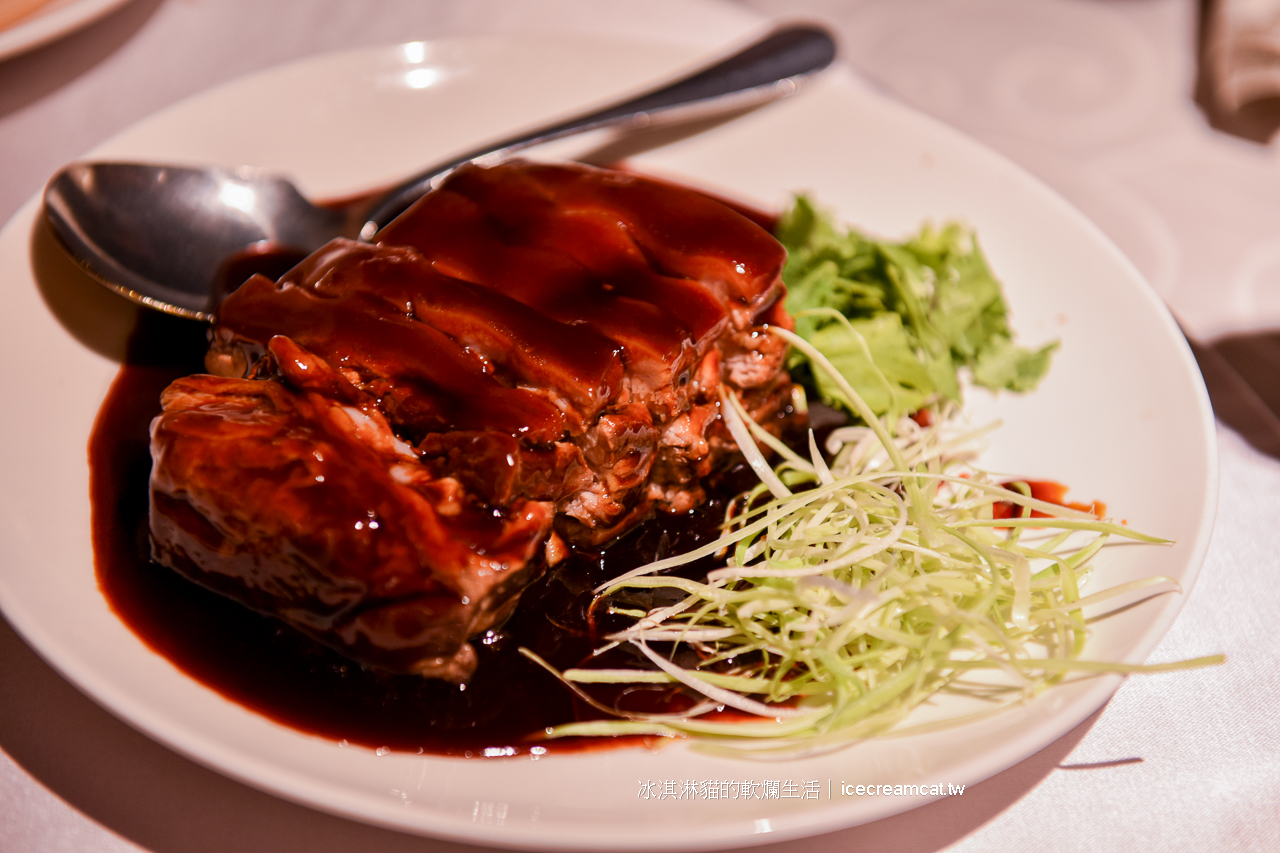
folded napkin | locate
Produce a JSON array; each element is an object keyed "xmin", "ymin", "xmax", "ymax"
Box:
[{"xmin": 1197, "ymin": 0, "xmax": 1280, "ymax": 141}]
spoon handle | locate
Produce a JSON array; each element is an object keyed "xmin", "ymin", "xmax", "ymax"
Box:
[{"xmin": 361, "ymin": 24, "xmax": 837, "ymax": 235}]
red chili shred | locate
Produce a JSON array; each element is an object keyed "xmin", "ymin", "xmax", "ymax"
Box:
[{"xmin": 992, "ymin": 480, "xmax": 1106, "ymax": 521}]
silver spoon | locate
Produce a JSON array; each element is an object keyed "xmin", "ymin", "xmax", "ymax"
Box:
[{"xmin": 43, "ymin": 25, "xmax": 836, "ymax": 322}]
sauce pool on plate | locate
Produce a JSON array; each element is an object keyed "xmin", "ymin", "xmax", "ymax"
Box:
[{"xmin": 89, "ymin": 311, "xmax": 767, "ymax": 756}]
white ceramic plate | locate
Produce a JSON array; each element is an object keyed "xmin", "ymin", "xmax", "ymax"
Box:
[
  {"xmin": 0, "ymin": 32, "xmax": 1217, "ymax": 852},
  {"xmin": 0, "ymin": 0, "xmax": 133, "ymax": 63}
]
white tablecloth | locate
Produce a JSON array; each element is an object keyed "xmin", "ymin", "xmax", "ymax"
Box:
[{"xmin": 1, "ymin": 0, "xmax": 1276, "ymax": 850}]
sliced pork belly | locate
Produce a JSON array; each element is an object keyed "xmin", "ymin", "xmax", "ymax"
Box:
[
  {"xmin": 260, "ymin": 239, "xmax": 622, "ymax": 430},
  {"xmin": 150, "ymin": 351, "xmax": 558, "ymax": 681},
  {"xmin": 390, "ymin": 160, "xmax": 785, "ymax": 327},
  {"xmin": 208, "ymin": 271, "xmax": 569, "ymax": 443},
  {"xmin": 151, "ymin": 160, "xmax": 798, "ymax": 680},
  {"xmin": 378, "ymin": 160, "xmax": 796, "ymax": 515}
]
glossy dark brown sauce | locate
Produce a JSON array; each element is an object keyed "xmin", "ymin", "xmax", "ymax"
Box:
[
  {"xmin": 90, "ymin": 312, "xmax": 762, "ymax": 756},
  {"xmin": 212, "ymin": 241, "xmax": 310, "ymax": 306}
]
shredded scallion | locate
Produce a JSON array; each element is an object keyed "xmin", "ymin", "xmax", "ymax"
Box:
[{"xmin": 520, "ymin": 332, "xmax": 1222, "ymax": 753}]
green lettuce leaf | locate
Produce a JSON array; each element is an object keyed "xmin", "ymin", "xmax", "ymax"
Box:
[{"xmin": 776, "ymin": 196, "xmax": 1056, "ymax": 421}]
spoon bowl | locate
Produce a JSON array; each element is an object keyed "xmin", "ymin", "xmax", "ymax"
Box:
[
  {"xmin": 43, "ymin": 24, "xmax": 836, "ymax": 321},
  {"xmin": 44, "ymin": 163, "xmax": 355, "ymax": 318}
]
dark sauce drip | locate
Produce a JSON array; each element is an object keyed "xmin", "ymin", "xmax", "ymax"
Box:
[
  {"xmin": 209, "ymin": 183, "xmax": 397, "ymax": 305},
  {"xmin": 90, "ymin": 311, "xmax": 763, "ymax": 756},
  {"xmin": 211, "ymin": 241, "xmax": 311, "ymax": 306}
]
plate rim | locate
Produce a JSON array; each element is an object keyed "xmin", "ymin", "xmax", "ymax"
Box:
[
  {"xmin": 0, "ymin": 30, "xmax": 1220, "ymax": 852},
  {"xmin": 0, "ymin": 0, "xmax": 135, "ymax": 63}
]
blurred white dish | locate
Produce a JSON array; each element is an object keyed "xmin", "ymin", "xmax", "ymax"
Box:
[
  {"xmin": 0, "ymin": 0, "xmax": 133, "ymax": 62},
  {"xmin": 0, "ymin": 31, "xmax": 1216, "ymax": 851}
]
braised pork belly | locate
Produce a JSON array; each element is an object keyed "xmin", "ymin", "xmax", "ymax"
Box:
[{"xmin": 149, "ymin": 161, "xmax": 796, "ymax": 680}]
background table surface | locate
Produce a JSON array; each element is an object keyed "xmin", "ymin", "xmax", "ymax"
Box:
[{"xmin": 1, "ymin": 1, "xmax": 1276, "ymax": 851}]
